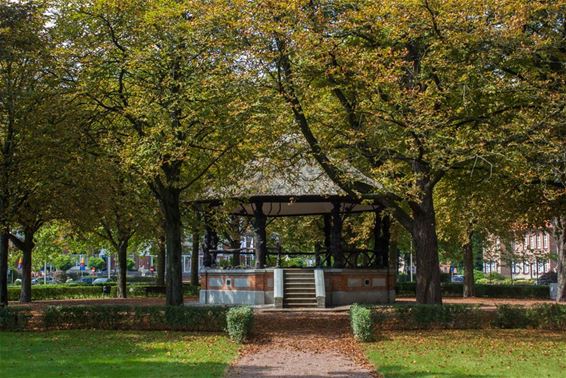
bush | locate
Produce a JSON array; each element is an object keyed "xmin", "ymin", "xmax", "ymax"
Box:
[
  {"xmin": 493, "ymin": 305, "xmax": 533, "ymax": 328},
  {"xmin": 529, "ymin": 304, "xmax": 566, "ymax": 330},
  {"xmin": 395, "ymin": 282, "xmax": 549, "ymax": 299},
  {"xmin": 350, "ymin": 304, "xmax": 374, "ymax": 341},
  {"xmin": 8, "ymin": 285, "xmax": 105, "ymax": 301},
  {"xmin": 391, "ymin": 304, "xmax": 484, "ymax": 329},
  {"xmin": 226, "ymin": 306, "xmax": 254, "ymax": 343},
  {"xmin": 0, "ymin": 307, "xmax": 31, "ymax": 330},
  {"xmin": 43, "ymin": 305, "xmax": 228, "ymax": 331},
  {"xmin": 111, "ymin": 284, "xmax": 199, "ymax": 298}
]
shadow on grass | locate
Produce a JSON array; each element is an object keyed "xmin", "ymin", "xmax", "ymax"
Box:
[
  {"xmin": 375, "ymin": 366, "xmax": 500, "ymax": 378},
  {"xmin": 226, "ymin": 364, "xmax": 372, "ymax": 377}
]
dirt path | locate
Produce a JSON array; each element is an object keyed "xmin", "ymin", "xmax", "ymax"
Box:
[{"xmin": 225, "ymin": 311, "xmax": 376, "ymax": 377}]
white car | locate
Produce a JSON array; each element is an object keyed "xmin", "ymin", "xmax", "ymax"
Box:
[{"xmin": 92, "ymin": 277, "xmax": 110, "ymax": 285}]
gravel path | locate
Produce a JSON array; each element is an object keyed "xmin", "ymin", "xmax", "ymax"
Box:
[{"xmin": 225, "ymin": 311, "xmax": 376, "ymax": 377}]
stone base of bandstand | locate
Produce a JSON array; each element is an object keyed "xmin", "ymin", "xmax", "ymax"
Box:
[{"xmin": 199, "ymin": 268, "xmax": 395, "ymax": 307}]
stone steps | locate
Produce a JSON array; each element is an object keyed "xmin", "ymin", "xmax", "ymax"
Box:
[{"xmin": 283, "ymin": 270, "xmax": 317, "ymax": 308}]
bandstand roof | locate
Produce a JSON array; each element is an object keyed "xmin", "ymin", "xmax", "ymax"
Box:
[{"xmin": 199, "ymin": 152, "xmax": 382, "ymax": 217}]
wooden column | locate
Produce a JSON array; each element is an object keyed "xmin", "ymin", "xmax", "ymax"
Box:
[
  {"xmin": 373, "ymin": 211, "xmax": 391, "ymax": 268},
  {"xmin": 253, "ymin": 202, "xmax": 267, "ymax": 268},
  {"xmin": 323, "ymin": 214, "xmax": 332, "ymax": 267},
  {"xmin": 229, "ymin": 215, "xmax": 241, "ymax": 266},
  {"xmin": 190, "ymin": 207, "xmax": 201, "ymax": 286},
  {"xmin": 331, "ymin": 201, "xmax": 344, "ymax": 268},
  {"xmin": 202, "ymin": 209, "xmax": 217, "ymax": 268}
]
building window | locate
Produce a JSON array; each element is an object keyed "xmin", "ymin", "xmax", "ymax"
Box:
[
  {"xmin": 536, "ymin": 233, "xmax": 541, "ymax": 249},
  {"xmin": 484, "ymin": 261, "xmax": 497, "ymax": 274},
  {"xmin": 512, "ymin": 262, "xmax": 521, "ymax": 275},
  {"xmin": 183, "ymin": 255, "xmax": 191, "ymax": 273},
  {"xmin": 524, "ymin": 235, "xmax": 529, "ymax": 248},
  {"xmin": 530, "ymin": 235, "xmax": 536, "ymax": 249},
  {"xmin": 543, "ymin": 233, "xmax": 549, "ymax": 249},
  {"xmin": 524, "ymin": 262, "xmax": 529, "ymax": 274},
  {"xmin": 537, "ymin": 260, "xmax": 547, "ymax": 274}
]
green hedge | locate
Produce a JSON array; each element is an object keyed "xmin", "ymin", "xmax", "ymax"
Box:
[
  {"xmin": 226, "ymin": 306, "xmax": 254, "ymax": 343},
  {"xmin": 8, "ymin": 284, "xmax": 200, "ymax": 301},
  {"xmin": 396, "ymin": 282, "xmax": 549, "ymax": 299},
  {"xmin": 350, "ymin": 304, "xmax": 375, "ymax": 341},
  {"xmin": 353, "ymin": 304, "xmax": 566, "ymax": 339},
  {"xmin": 0, "ymin": 307, "xmax": 32, "ymax": 330},
  {"xmin": 43, "ymin": 305, "xmax": 228, "ymax": 331},
  {"xmin": 8, "ymin": 285, "xmax": 106, "ymax": 301},
  {"xmin": 494, "ymin": 304, "xmax": 566, "ymax": 330}
]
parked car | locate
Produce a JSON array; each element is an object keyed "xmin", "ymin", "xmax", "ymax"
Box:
[
  {"xmin": 451, "ymin": 275, "xmax": 464, "ymax": 283},
  {"xmin": 92, "ymin": 277, "xmax": 111, "ymax": 285},
  {"xmin": 73, "ymin": 277, "xmax": 94, "ymax": 285},
  {"xmin": 32, "ymin": 277, "xmax": 56, "ymax": 285}
]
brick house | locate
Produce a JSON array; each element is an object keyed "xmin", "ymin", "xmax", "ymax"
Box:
[{"xmin": 482, "ymin": 229, "xmax": 558, "ymax": 280}]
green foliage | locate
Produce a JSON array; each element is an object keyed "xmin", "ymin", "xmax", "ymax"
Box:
[
  {"xmin": 6, "ymin": 283, "xmax": 199, "ymax": 301},
  {"xmin": 350, "ymin": 304, "xmax": 375, "ymax": 342},
  {"xmin": 396, "ymin": 282, "xmax": 549, "ymax": 299},
  {"xmin": 88, "ymin": 257, "xmax": 105, "ymax": 270},
  {"xmin": 43, "ymin": 305, "xmax": 228, "ymax": 331},
  {"xmin": 127, "ymin": 258, "xmax": 135, "ymax": 271},
  {"xmin": 493, "ymin": 305, "xmax": 533, "ymax": 329},
  {"xmin": 0, "ymin": 307, "xmax": 31, "ymax": 330},
  {"xmin": 391, "ymin": 305, "xmax": 484, "ymax": 330},
  {"xmin": 226, "ymin": 306, "xmax": 254, "ymax": 343},
  {"xmin": 529, "ymin": 304, "xmax": 566, "ymax": 330},
  {"xmin": 494, "ymin": 304, "xmax": 566, "ymax": 330},
  {"xmin": 51, "ymin": 254, "xmax": 74, "ymax": 271},
  {"xmin": 7, "ymin": 285, "xmax": 105, "ymax": 301}
]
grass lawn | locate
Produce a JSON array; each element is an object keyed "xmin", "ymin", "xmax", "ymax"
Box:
[
  {"xmin": 364, "ymin": 329, "xmax": 566, "ymax": 378},
  {"xmin": 0, "ymin": 331, "xmax": 239, "ymax": 378}
]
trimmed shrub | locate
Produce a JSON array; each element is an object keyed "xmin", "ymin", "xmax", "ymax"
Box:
[
  {"xmin": 350, "ymin": 304, "xmax": 375, "ymax": 341},
  {"xmin": 7, "ymin": 283, "xmax": 199, "ymax": 301},
  {"xmin": 529, "ymin": 304, "xmax": 566, "ymax": 330},
  {"xmin": 493, "ymin": 305, "xmax": 532, "ymax": 328},
  {"xmin": 391, "ymin": 304, "xmax": 484, "ymax": 329},
  {"xmin": 226, "ymin": 306, "xmax": 254, "ymax": 343},
  {"xmin": 8, "ymin": 285, "xmax": 106, "ymax": 301},
  {"xmin": 395, "ymin": 282, "xmax": 549, "ymax": 299},
  {"xmin": 0, "ymin": 307, "xmax": 32, "ymax": 330},
  {"xmin": 43, "ymin": 305, "xmax": 228, "ymax": 331}
]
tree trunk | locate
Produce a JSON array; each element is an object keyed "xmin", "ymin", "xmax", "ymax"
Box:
[
  {"xmin": 116, "ymin": 239, "xmax": 128, "ymax": 298},
  {"xmin": 412, "ymin": 192, "xmax": 442, "ymax": 304},
  {"xmin": 160, "ymin": 187, "xmax": 184, "ymax": 306},
  {"xmin": 553, "ymin": 216, "xmax": 565, "ymax": 302},
  {"xmin": 156, "ymin": 233, "xmax": 166, "ymax": 287},
  {"xmin": 463, "ymin": 230, "xmax": 475, "ymax": 298},
  {"xmin": 19, "ymin": 228, "xmax": 35, "ymax": 303},
  {"xmin": 0, "ymin": 229, "xmax": 8, "ymax": 306},
  {"xmin": 191, "ymin": 227, "xmax": 200, "ymax": 286}
]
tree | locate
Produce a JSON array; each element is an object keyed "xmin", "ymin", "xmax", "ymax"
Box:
[
  {"xmin": 0, "ymin": 1, "xmax": 71, "ymax": 305},
  {"xmin": 242, "ymin": 0, "xmax": 557, "ymax": 303},
  {"xmin": 436, "ymin": 168, "xmax": 530, "ymax": 297},
  {"xmin": 56, "ymin": 0, "xmax": 254, "ymax": 305},
  {"xmin": 67, "ymin": 154, "xmax": 155, "ymax": 298}
]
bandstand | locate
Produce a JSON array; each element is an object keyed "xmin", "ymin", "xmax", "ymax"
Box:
[{"xmin": 195, "ymin": 157, "xmax": 395, "ymax": 308}]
